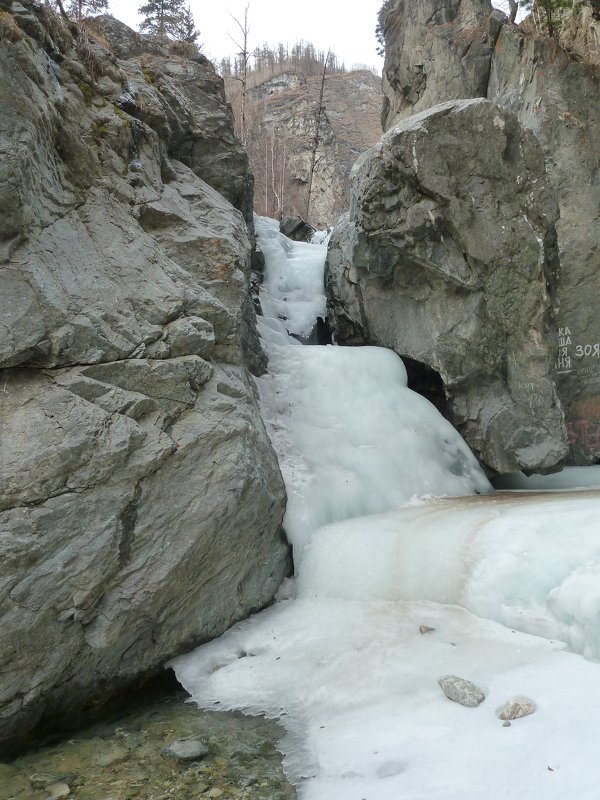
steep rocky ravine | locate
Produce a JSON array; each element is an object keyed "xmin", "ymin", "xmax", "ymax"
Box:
[{"xmin": 0, "ymin": 5, "xmax": 289, "ymax": 753}]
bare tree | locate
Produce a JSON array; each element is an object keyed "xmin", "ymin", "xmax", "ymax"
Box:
[
  {"xmin": 54, "ymin": 0, "xmax": 70, "ymax": 19},
  {"xmin": 269, "ymin": 126, "xmax": 288, "ymax": 219},
  {"xmin": 66, "ymin": 0, "xmax": 108, "ymax": 21},
  {"xmin": 491, "ymin": 1, "xmax": 519, "ymax": 21},
  {"xmin": 305, "ymin": 50, "xmax": 329, "ymax": 222},
  {"xmin": 229, "ymin": 4, "xmax": 250, "ymax": 145}
]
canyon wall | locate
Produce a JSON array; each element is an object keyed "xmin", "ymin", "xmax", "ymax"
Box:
[
  {"xmin": 0, "ymin": 5, "xmax": 288, "ymax": 752},
  {"xmin": 328, "ymin": 0, "xmax": 600, "ymax": 470}
]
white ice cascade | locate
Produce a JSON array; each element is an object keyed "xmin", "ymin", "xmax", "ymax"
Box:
[{"xmin": 172, "ymin": 217, "xmax": 600, "ymax": 800}]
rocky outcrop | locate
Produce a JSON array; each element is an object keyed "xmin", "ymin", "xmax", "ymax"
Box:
[
  {"xmin": 0, "ymin": 4, "xmax": 288, "ymax": 752},
  {"xmin": 379, "ymin": 0, "xmax": 504, "ymax": 130},
  {"xmin": 327, "ymin": 99, "xmax": 566, "ymax": 474},
  {"xmin": 89, "ymin": 15, "xmax": 254, "ymax": 229},
  {"xmin": 524, "ymin": 0, "xmax": 600, "ymax": 66},
  {"xmin": 488, "ymin": 23, "xmax": 600, "ymax": 463},
  {"xmin": 237, "ymin": 69, "xmax": 383, "ymax": 228},
  {"xmin": 331, "ymin": 0, "xmax": 600, "ymax": 468}
]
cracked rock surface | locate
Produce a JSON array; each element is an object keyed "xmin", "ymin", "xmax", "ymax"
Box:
[
  {"xmin": 0, "ymin": 4, "xmax": 288, "ymax": 752},
  {"xmin": 326, "ymin": 98, "xmax": 567, "ymax": 474},
  {"xmin": 329, "ymin": 0, "xmax": 600, "ymax": 470}
]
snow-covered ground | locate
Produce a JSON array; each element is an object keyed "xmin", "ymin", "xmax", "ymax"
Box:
[{"xmin": 172, "ymin": 217, "xmax": 600, "ymax": 800}]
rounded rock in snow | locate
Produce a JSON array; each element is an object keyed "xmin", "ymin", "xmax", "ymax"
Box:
[
  {"xmin": 438, "ymin": 675, "xmax": 485, "ymax": 707},
  {"xmin": 497, "ymin": 696, "xmax": 536, "ymax": 721}
]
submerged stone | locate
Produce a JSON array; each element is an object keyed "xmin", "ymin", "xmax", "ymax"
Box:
[
  {"xmin": 163, "ymin": 738, "xmax": 209, "ymax": 761},
  {"xmin": 46, "ymin": 783, "xmax": 70, "ymax": 799}
]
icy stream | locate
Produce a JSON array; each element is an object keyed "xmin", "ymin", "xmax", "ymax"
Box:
[{"xmin": 173, "ymin": 218, "xmax": 600, "ymax": 800}]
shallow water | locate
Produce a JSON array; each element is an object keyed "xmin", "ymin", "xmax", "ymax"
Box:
[{"xmin": 0, "ymin": 686, "xmax": 295, "ymax": 800}]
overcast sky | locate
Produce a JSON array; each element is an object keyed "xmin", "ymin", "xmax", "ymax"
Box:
[
  {"xmin": 107, "ymin": 2, "xmax": 524, "ymax": 74},
  {"xmin": 108, "ymin": 0, "xmax": 387, "ymax": 71}
]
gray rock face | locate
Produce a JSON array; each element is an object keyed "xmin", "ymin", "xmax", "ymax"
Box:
[
  {"xmin": 438, "ymin": 675, "xmax": 485, "ymax": 707},
  {"xmin": 241, "ymin": 69, "xmax": 383, "ymax": 228},
  {"xmin": 327, "ymin": 99, "xmax": 567, "ymax": 473},
  {"xmin": 488, "ymin": 25, "xmax": 600, "ymax": 463},
  {"xmin": 0, "ymin": 4, "xmax": 288, "ymax": 752},
  {"xmin": 380, "ymin": 0, "xmax": 503, "ymax": 131},
  {"xmin": 377, "ymin": 0, "xmax": 600, "ymax": 464},
  {"xmin": 90, "ymin": 15, "xmax": 254, "ymax": 229}
]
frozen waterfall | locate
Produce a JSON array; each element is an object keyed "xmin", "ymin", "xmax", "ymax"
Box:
[{"xmin": 172, "ymin": 217, "xmax": 600, "ymax": 800}]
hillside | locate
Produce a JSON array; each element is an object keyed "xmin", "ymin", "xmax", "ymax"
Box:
[{"xmin": 226, "ymin": 68, "xmax": 383, "ymax": 228}]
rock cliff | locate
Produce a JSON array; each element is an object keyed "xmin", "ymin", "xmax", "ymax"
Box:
[
  {"xmin": 328, "ymin": 0, "xmax": 600, "ymax": 470},
  {"xmin": 238, "ymin": 69, "xmax": 383, "ymax": 228},
  {"xmin": 0, "ymin": 5, "xmax": 288, "ymax": 752},
  {"xmin": 489, "ymin": 21, "xmax": 600, "ymax": 463}
]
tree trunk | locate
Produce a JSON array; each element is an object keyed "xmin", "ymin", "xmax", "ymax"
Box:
[
  {"xmin": 55, "ymin": 0, "xmax": 69, "ymax": 19},
  {"xmin": 305, "ymin": 51, "xmax": 329, "ymax": 223},
  {"xmin": 229, "ymin": 5, "xmax": 250, "ymax": 146}
]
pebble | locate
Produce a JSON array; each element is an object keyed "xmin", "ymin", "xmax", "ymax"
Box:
[
  {"xmin": 95, "ymin": 744, "xmax": 129, "ymax": 767},
  {"xmin": 163, "ymin": 738, "xmax": 210, "ymax": 761},
  {"xmin": 46, "ymin": 783, "xmax": 70, "ymax": 799},
  {"xmin": 419, "ymin": 625, "xmax": 435, "ymax": 634},
  {"xmin": 497, "ymin": 696, "xmax": 536, "ymax": 720},
  {"xmin": 438, "ymin": 675, "xmax": 485, "ymax": 707},
  {"xmin": 30, "ymin": 773, "xmax": 60, "ymax": 790}
]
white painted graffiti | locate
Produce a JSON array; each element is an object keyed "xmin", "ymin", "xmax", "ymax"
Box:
[
  {"xmin": 574, "ymin": 344, "xmax": 600, "ymax": 358},
  {"xmin": 556, "ymin": 326, "xmax": 573, "ymax": 373},
  {"xmin": 555, "ymin": 326, "xmax": 600, "ymax": 373}
]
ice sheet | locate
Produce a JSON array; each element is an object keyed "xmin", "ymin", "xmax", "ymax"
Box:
[{"xmin": 171, "ymin": 217, "xmax": 600, "ymax": 800}]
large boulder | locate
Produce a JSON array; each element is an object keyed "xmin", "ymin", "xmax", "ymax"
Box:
[
  {"xmin": 327, "ymin": 99, "xmax": 567, "ymax": 474},
  {"xmin": 0, "ymin": 4, "xmax": 288, "ymax": 752},
  {"xmin": 279, "ymin": 213, "xmax": 315, "ymax": 242}
]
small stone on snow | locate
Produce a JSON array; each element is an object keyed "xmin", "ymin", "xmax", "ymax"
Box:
[
  {"xmin": 497, "ymin": 696, "xmax": 536, "ymax": 720},
  {"xmin": 438, "ymin": 675, "xmax": 485, "ymax": 707}
]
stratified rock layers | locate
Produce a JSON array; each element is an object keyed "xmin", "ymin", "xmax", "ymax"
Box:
[{"xmin": 0, "ymin": 6, "xmax": 288, "ymax": 751}]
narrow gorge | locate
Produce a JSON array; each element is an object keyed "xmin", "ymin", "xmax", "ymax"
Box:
[{"xmin": 1, "ymin": 1, "xmax": 600, "ymax": 798}]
